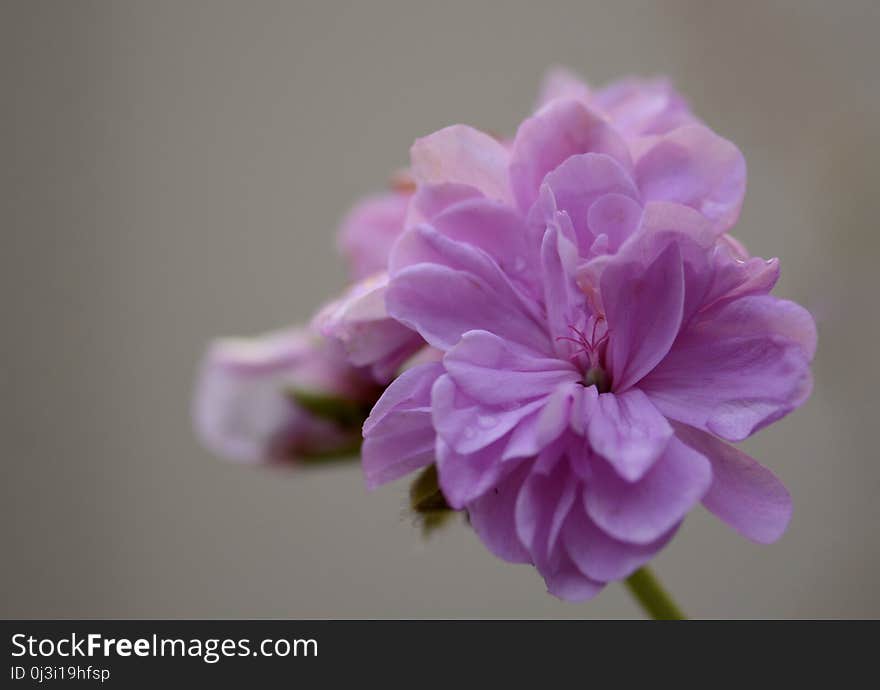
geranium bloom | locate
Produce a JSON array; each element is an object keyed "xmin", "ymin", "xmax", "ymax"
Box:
[
  {"xmin": 324, "ymin": 70, "xmax": 743, "ymax": 386},
  {"xmin": 360, "ymin": 82, "xmax": 815, "ymax": 599},
  {"xmin": 193, "ymin": 68, "xmax": 817, "ymax": 606},
  {"xmin": 193, "ymin": 327, "xmax": 377, "ymax": 464}
]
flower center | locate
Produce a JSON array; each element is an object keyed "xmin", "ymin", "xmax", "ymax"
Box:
[
  {"xmin": 555, "ymin": 317, "xmax": 612, "ymax": 393},
  {"xmin": 583, "ymin": 366, "xmax": 611, "ymax": 394}
]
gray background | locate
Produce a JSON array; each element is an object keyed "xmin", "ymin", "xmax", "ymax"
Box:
[{"xmin": 3, "ymin": 0, "xmax": 878, "ymax": 618}]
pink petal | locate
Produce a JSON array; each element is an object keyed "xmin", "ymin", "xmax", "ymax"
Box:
[
  {"xmin": 587, "ymin": 193, "xmax": 644, "ymax": 254},
  {"xmin": 575, "ymin": 207, "xmax": 708, "ymax": 322},
  {"xmin": 431, "ymin": 373, "xmax": 546, "ymax": 454},
  {"xmin": 563, "ymin": 500, "xmax": 677, "ymax": 581},
  {"xmin": 544, "ymin": 562, "xmax": 605, "ymax": 602},
  {"xmin": 635, "ymin": 125, "xmax": 746, "ymax": 233},
  {"xmin": 593, "ymin": 76, "xmax": 696, "ymax": 137},
  {"xmin": 388, "ymin": 270, "xmax": 547, "ymax": 356},
  {"xmin": 540, "ymin": 221, "xmax": 588, "ymax": 344},
  {"xmin": 405, "ymin": 182, "xmax": 481, "ymax": 227},
  {"xmin": 636, "ymin": 200, "xmax": 716, "ymax": 246},
  {"xmin": 534, "ymin": 384, "xmax": 578, "ymax": 449},
  {"xmin": 641, "ymin": 295, "xmax": 815, "ymax": 441},
  {"xmin": 410, "ymin": 124, "xmax": 512, "ymax": 203},
  {"xmin": 515, "ymin": 461, "xmax": 578, "ymax": 566},
  {"xmin": 337, "ymin": 192, "xmax": 409, "ymax": 281},
  {"xmin": 584, "ymin": 436, "xmax": 711, "ymax": 544},
  {"xmin": 586, "ymin": 389, "xmax": 673, "ymax": 482},
  {"xmin": 541, "ymin": 153, "xmax": 640, "ymax": 254},
  {"xmin": 443, "ymin": 330, "xmax": 577, "ymax": 406},
  {"xmin": 609, "ymin": 205, "xmax": 777, "ymax": 330},
  {"xmin": 691, "ymin": 234, "xmax": 781, "ymax": 316},
  {"xmin": 466, "ymin": 463, "xmax": 532, "ymax": 563},
  {"xmin": 673, "ymin": 423, "xmax": 792, "ymax": 543},
  {"xmin": 536, "ymin": 66, "xmax": 591, "ymax": 108},
  {"xmin": 509, "ymin": 99, "xmax": 631, "ymax": 211},
  {"xmin": 362, "ymin": 361, "xmax": 439, "ymax": 435},
  {"xmin": 362, "ymin": 410, "xmax": 437, "ymax": 489},
  {"xmin": 361, "ymin": 363, "xmax": 443, "ymax": 489},
  {"xmin": 428, "ymin": 198, "xmax": 543, "ymax": 296},
  {"xmin": 387, "ymin": 225, "xmax": 550, "ymax": 352},
  {"xmin": 512, "ymin": 461, "xmax": 606, "ymax": 600},
  {"xmin": 436, "ymin": 436, "xmax": 509, "ymax": 508},
  {"xmin": 314, "ymin": 275, "xmax": 423, "ymax": 382},
  {"xmin": 361, "ymin": 362, "xmax": 443, "ymax": 489},
  {"xmin": 502, "ymin": 406, "xmax": 583, "ymax": 460},
  {"xmin": 699, "ymin": 293, "xmax": 817, "ymax": 360},
  {"xmin": 602, "ymin": 242, "xmax": 685, "ymax": 392}
]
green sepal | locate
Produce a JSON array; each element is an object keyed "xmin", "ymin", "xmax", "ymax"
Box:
[
  {"xmin": 296, "ymin": 439, "xmax": 363, "ymax": 466},
  {"xmin": 409, "ymin": 465, "xmax": 457, "ymax": 537},
  {"xmin": 286, "ymin": 388, "xmax": 370, "ymax": 428}
]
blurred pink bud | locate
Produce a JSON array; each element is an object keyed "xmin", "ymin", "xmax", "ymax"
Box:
[{"xmin": 193, "ymin": 327, "xmax": 376, "ymax": 464}]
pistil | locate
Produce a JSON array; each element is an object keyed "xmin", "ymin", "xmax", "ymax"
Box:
[{"xmin": 583, "ymin": 366, "xmax": 611, "ymax": 394}]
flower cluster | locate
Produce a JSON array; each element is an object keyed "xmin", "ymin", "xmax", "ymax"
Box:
[{"xmin": 194, "ymin": 68, "xmax": 815, "ymax": 601}]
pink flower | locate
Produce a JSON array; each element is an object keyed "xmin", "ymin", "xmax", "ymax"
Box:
[
  {"xmin": 193, "ymin": 327, "xmax": 376, "ymax": 464},
  {"xmin": 361, "ymin": 78, "xmax": 814, "ymax": 600}
]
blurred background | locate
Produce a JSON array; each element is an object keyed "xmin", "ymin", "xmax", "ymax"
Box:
[{"xmin": 2, "ymin": 0, "xmax": 878, "ymax": 618}]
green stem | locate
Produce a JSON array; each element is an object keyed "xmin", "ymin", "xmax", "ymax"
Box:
[{"xmin": 623, "ymin": 566, "xmax": 686, "ymax": 620}]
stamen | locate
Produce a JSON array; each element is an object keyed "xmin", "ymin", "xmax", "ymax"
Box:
[
  {"xmin": 557, "ymin": 316, "xmax": 611, "ymax": 391},
  {"xmin": 590, "ymin": 316, "xmax": 607, "ymax": 349}
]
